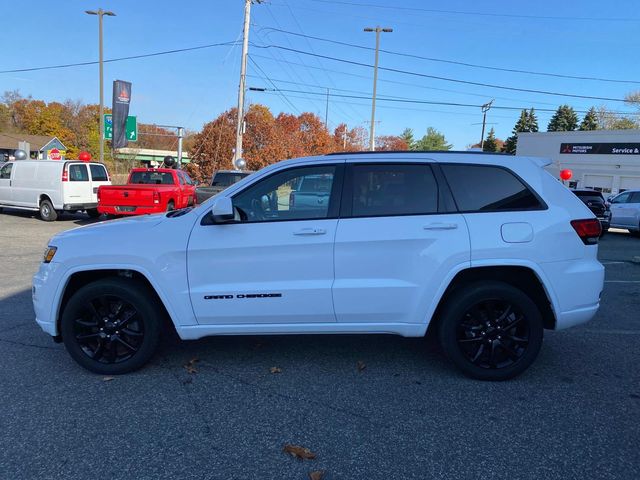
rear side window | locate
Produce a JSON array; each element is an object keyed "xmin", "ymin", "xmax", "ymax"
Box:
[
  {"xmin": 89, "ymin": 164, "xmax": 108, "ymax": 182},
  {"xmin": 441, "ymin": 164, "xmax": 543, "ymax": 212},
  {"xmin": 629, "ymin": 192, "xmax": 640, "ymax": 203},
  {"xmin": 69, "ymin": 164, "xmax": 89, "ymax": 182},
  {"xmin": 350, "ymin": 164, "xmax": 438, "ymax": 217}
]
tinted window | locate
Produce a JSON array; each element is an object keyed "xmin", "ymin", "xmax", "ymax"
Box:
[
  {"xmin": 130, "ymin": 171, "xmax": 174, "ymax": 185},
  {"xmin": 212, "ymin": 172, "xmax": 247, "ymax": 187},
  {"xmin": 629, "ymin": 192, "xmax": 640, "ymax": 203},
  {"xmin": 183, "ymin": 172, "xmax": 194, "ymax": 185},
  {"xmin": 612, "ymin": 192, "xmax": 631, "ymax": 204},
  {"xmin": 442, "ymin": 164, "xmax": 542, "ymax": 212},
  {"xmin": 350, "ymin": 164, "xmax": 438, "ymax": 217},
  {"xmin": 573, "ymin": 191, "xmax": 604, "ymax": 203},
  {"xmin": 89, "ymin": 164, "xmax": 108, "ymax": 182},
  {"xmin": 177, "ymin": 172, "xmax": 186, "ymax": 185},
  {"xmin": 0, "ymin": 163, "xmax": 12, "ymax": 179},
  {"xmin": 233, "ymin": 166, "xmax": 336, "ymax": 222},
  {"xmin": 69, "ymin": 164, "xmax": 89, "ymax": 182}
]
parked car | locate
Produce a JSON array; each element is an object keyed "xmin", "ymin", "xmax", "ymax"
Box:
[
  {"xmin": 572, "ymin": 189, "xmax": 611, "ymax": 235},
  {"xmin": 0, "ymin": 160, "xmax": 111, "ymax": 221},
  {"xmin": 97, "ymin": 168, "xmax": 196, "ymax": 216},
  {"xmin": 608, "ymin": 189, "xmax": 640, "ymax": 236},
  {"xmin": 33, "ymin": 152, "xmax": 604, "ymax": 380},
  {"xmin": 195, "ymin": 170, "xmax": 252, "ymax": 204},
  {"xmin": 288, "ymin": 173, "xmax": 332, "ymax": 212}
]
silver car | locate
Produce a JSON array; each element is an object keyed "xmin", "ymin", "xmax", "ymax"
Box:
[{"xmin": 609, "ymin": 190, "xmax": 640, "ymax": 236}]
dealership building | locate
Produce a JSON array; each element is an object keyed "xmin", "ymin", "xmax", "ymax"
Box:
[{"xmin": 517, "ymin": 129, "xmax": 640, "ymax": 195}]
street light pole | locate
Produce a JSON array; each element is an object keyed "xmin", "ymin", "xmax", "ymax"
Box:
[
  {"xmin": 86, "ymin": 8, "xmax": 115, "ymax": 164},
  {"xmin": 479, "ymin": 99, "xmax": 494, "ymax": 150},
  {"xmin": 364, "ymin": 26, "xmax": 392, "ymax": 151}
]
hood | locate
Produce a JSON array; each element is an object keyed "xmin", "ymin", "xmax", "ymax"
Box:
[{"xmin": 51, "ymin": 213, "xmax": 166, "ymax": 243}]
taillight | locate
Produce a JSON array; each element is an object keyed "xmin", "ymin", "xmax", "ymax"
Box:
[
  {"xmin": 61, "ymin": 168, "xmax": 68, "ymax": 182},
  {"xmin": 289, "ymin": 191, "xmax": 295, "ymax": 208},
  {"xmin": 153, "ymin": 191, "xmax": 160, "ymax": 204},
  {"xmin": 571, "ymin": 219, "xmax": 601, "ymax": 245}
]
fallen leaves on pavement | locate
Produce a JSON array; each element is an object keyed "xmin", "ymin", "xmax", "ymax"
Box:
[
  {"xmin": 282, "ymin": 444, "xmax": 317, "ymax": 461},
  {"xmin": 270, "ymin": 367, "xmax": 282, "ymax": 374},
  {"xmin": 356, "ymin": 360, "xmax": 366, "ymax": 372},
  {"xmin": 184, "ymin": 358, "xmax": 199, "ymax": 374},
  {"xmin": 309, "ymin": 470, "xmax": 325, "ymax": 480}
]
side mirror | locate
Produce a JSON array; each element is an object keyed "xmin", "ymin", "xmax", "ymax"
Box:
[{"xmin": 202, "ymin": 197, "xmax": 235, "ymax": 225}]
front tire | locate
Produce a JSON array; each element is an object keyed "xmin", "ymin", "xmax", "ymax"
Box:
[
  {"xmin": 39, "ymin": 199, "xmax": 58, "ymax": 222},
  {"xmin": 60, "ymin": 278, "xmax": 163, "ymax": 375},
  {"xmin": 438, "ymin": 281, "xmax": 543, "ymax": 381}
]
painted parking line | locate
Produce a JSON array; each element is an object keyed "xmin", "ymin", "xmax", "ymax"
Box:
[{"xmin": 604, "ymin": 280, "xmax": 640, "ymax": 283}]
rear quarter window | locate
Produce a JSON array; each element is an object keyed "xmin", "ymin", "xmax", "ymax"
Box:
[{"xmin": 441, "ymin": 164, "xmax": 544, "ymax": 212}]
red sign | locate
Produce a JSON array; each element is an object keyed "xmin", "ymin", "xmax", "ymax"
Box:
[{"xmin": 49, "ymin": 148, "xmax": 62, "ymax": 161}]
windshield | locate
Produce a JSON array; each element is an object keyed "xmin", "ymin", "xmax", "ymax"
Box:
[
  {"xmin": 130, "ymin": 171, "xmax": 174, "ymax": 185},
  {"xmin": 212, "ymin": 172, "xmax": 249, "ymax": 187}
]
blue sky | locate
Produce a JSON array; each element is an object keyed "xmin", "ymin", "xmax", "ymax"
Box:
[{"xmin": 2, "ymin": 0, "xmax": 640, "ymax": 149}]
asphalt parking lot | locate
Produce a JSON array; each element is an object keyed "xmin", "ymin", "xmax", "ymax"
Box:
[{"xmin": 0, "ymin": 209, "xmax": 639, "ymax": 480}]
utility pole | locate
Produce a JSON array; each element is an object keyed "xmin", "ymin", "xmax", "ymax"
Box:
[
  {"xmin": 364, "ymin": 26, "xmax": 392, "ymax": 151},
  {"xmin": 479, "ymin": 99, "xmax": 494, "ymax": 149},
  {"xmin": 234, "ymin": 0, "xmax": 262, "ymax": 168},
  {"xmin": 86, "ymin": 8, "xmax": 116, "ymax": 164},
  {"xmin": 177, "ymin": 127, "xmax": 184, "ymax": 168}
]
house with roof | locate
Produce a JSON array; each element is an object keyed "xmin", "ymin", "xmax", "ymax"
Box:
[{"xmin": 0, "ymin": 133, "xmax": 67, "ymax": 161}]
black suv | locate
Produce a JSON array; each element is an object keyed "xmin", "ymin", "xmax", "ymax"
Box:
[{"xmin": 572, "ymin": 189, "xmax": 610, "ymax": 234}]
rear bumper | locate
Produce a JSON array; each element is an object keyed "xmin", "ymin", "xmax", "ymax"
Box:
[
  {"xmin": 98, "ymin": 205, "xmax": 163, "ymax": 215},
  {"xmin": 63, "ymin": 203, "xmax": 97, "ymax": 211}
]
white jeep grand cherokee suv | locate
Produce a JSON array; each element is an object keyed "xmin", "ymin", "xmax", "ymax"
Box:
[{"xmin": 33, "ymin": 152, "xmax": 604, "ymax": 380}]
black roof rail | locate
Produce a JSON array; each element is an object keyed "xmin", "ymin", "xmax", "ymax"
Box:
[{"xmin": 325, "ymin": 150, "xmax": 509, "ymax": 156}]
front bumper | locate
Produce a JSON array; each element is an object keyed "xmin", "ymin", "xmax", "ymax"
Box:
[{"xmin": 32, "ymin": 261, "xmax": 64, "ymax": 337}]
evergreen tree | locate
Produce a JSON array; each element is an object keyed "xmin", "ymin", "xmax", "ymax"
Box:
[
  {"xmin": 579, "ymin": 107, "xmax": 599, "ymax": 130},
  {"xmin": 547, "ymin": 105, "xmax": 579, "ymax": 131},
  {"xmin": 400, "ymin": 127, "xmax": 415, "ymax": 150},
  {"xmin": 483, "ymin": 127, "xmax": 498, "ymax": 152},
  {"xmin": 414, "ymin": 127, "xmax": 452, "ymax": 151},
  {"xmin": 527, "ymin": 108, "xmax": 539, "ymax": 132},
  {"xmin": 502, "ymin": 109, "xmax": 529, "ymax": 154}
]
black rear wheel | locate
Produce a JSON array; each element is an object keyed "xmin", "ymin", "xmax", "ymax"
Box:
[
  {"xmin": 39, "ymin": 199, "xmax": 58, "ymax": 222},
  {"xmin": 86, "ymin": 208, "xmax": 101, "ymax": 218},
  {"xmin": 166, "ymin": 200, "xmax": 175, "ymax": 212},
  {"xmin": 438, "ymin": 281, "xmax": 543, "ymax": 381},
  {"xmin": 61, "ymin": 278, "xmax": 162, "ymax": 374}
]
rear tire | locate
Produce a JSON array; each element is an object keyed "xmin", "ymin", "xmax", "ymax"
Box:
[
  {"xmin": 86, "ymin": 208, "xmax": 101, "ymax": 218},
  {"xmin": 39, "ymin": 199, "xmax": 58, "ymax": 222},
  {"xmin": 166, "ymin": 200, "xmax": 175, "ymax": 212},
  {"xmin": 438, "ymin": 281, "xmax": 543, "ymax": 381},
  {"xmin": 60, "ymin": 278, "xmax": 163, "ymax": 375}
]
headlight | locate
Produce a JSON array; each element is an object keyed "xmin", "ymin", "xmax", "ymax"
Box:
[{"xmin": 43, "ymin": 246, "xmax": 57, "ymax": 263}]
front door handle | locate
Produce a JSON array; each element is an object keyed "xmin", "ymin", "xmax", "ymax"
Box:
[
  {"xmin": 424, "ymin": 223, "xmax": 458, "ymax": 230},
  {"xmin": 293, "ymin": 228, "xmax": 326, "ymax": 236}
]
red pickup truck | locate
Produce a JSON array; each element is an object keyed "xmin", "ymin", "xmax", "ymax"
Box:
[{"xmin": 97, "ymin": 168, "xmax": 196, "ymax": 216}]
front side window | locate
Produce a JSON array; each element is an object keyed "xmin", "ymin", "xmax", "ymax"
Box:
[
  {"xmin": 442, "ymin": 164, "xmax": 543, "ymax": 212},
  {"xmin": 177, "ymin": 172, "xmax": 186, "ymax": 185},
  {"xmin": 69, "ymin": 164, "xmax": 89, "ymax": 182},
  {"xmin": 183, "ymin": 172, "xmax": 194, "ymax": 185},
  {"xmin": 89, "ymin": 164, "xmax": 108, "ymax": 182},
  {"xmin": 233, "ymin": 166, "xmax": 337, "ymax": 222},
  {"xmin": 0, "ymin": 163, "xmax": 12, "ymax": 179},
  {"xmin": 612, "ymin": 192, "xmax": 631, "ymax": 204},
  {"xmin": 350, "ymin": 164, "xmax": 438, "ymax": 217},
  {"xmin": 629, "ymin": 192, "xmax": 640, "ymax": 203}
]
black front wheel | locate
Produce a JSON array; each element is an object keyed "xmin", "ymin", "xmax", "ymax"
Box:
[
  {"xmin": 438, "ymin": 281, "xmax": 543, "ymax": 381},
  {"xmin": 60, "ymin": 278, "xmax": 163, "ymax": 374}
]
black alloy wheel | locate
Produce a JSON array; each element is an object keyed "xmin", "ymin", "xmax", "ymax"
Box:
[
  {"xmin": 61, "ymin": 278, "xmax": 162, "ymax": 374},
  {"xmin": 72, "ymin": 295, "xmax": 145, "ymax": 365},
  {"xmin": 438, "ymin": 281, "xmax": 543, "ymax": 381}
]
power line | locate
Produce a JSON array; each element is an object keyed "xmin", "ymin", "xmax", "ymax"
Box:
[
  {"xmin": 257, "ymin": 26, "xmax": 640, "ymax": 85},
  {"xmin": 255, "ymin": 86, "xmax": 640, "ymax": 115},
  {"xmin": 251, "ymin": 43, "xmax": 632, "ymax": 103},
  {"xmin": 248, "ymin": 57, "xmax": 301, "ymax": 114},
  {"xmin": 305, "ymin": 0, "xmax": 640, "ymax": 22},
  {"xmin": 0, "ymin": 41, "xmax": 239, "ymax": 74}
]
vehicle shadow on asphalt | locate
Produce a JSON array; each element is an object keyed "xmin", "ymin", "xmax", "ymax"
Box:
[{"xmin": 0, "ymin": 208, "xmax": 104, "ymax": 226}]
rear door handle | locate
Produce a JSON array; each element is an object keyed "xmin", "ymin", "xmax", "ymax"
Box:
[
  {"xmin": 293, "ymin": 228, "xmax": 326, "ymax": 236},
  {"xmin": 424, "ymin": 223, "xmax": 458, "ymax": 230}
]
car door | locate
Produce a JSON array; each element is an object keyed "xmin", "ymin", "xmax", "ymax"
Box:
[
  {"xmin": 609, "ymin": 192, "xmax": 632, "ymax": 227},
  {"xmin": 187, "ymin": 163, "xmax": 344, "ymax": 325},
  {"xmin": 0, "ymin": 162, "xmax": 13, "ymax": 205},
  {"xmin": 88, "ymin": 164, "xmax": 111, "ymax": 203},
  {"xmin": 332, "ymin": 162, "xmax": 470, "ymax": 325},
  {"xmin": 64, "ymin": 163, "xmax": 92, "ymax": 205},
  {"xmin": 626, "ymin": 192, "xmax": 640, "ymax": 230}
]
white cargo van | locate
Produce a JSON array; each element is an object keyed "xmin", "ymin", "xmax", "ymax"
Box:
[{"xmin": 0, "ymin": 160, "xmax": 111, "ymax": 221}]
